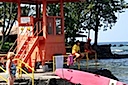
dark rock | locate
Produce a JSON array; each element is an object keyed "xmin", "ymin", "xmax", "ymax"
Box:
[
  {"xmin": 36, "ymin": 79, "xmax": 47, "ymax": 85},
  {"xmin": 94, "ymin": 68, "xmax": 119, "ymax": 81},
  {"xmin": 112, "ymin": 44, "xmax": 116, "ymax": 47},
  {"xmin": 113, "ymin": 54, "xmax": 128, "ymax": 59},
  {"xmin": 47, "ymin": 78, "xmax": 57, "ymax": 85},
  {"xmin": 24, "ymin": 78, "xmax": 73, "ymax": 85},
  {"xmin": 119, "ymin": 44, "xmax": 124, "ymax": 47},
  {"xmin": 92, "ymin": 44, "xmax": 115, "ymax": 59},
  {"xmin": 47, "ymin": 78, "xmax": 73, "ymax": 85}
]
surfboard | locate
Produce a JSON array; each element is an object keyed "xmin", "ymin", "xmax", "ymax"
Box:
[{"xmin": 55, "ymin": 68, "xmax": 127, "ymax": 85}]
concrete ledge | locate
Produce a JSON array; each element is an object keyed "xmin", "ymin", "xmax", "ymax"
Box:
[{"xmin": 0, "ymin": 54, "xmax": 7, "ymax": 57}]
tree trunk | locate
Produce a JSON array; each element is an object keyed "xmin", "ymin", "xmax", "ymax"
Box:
[
  {"xmin": 0, "ymin": 2, "xmax": 6, "ymax": 50},
  {"xmin": 0, "ymin": 34, "xmax": 5, "ymax": 49},
  {"xmin": 94, "ymin": 18, "xmax": 100, "ymax": 45},
  {"xmin": 5, "ymin": 13, "xmax": 17, "ymax": 42},
  {"xmin": 88, "ymin": 30, "xmax": 90, "ymax": 39},
  {"xmin": 94, "ymin": 24, "xmax": 98, "ymax": 45},
  {"xmin": 94, "ymin": 5, "xmax": 100, "ymax": 46}
]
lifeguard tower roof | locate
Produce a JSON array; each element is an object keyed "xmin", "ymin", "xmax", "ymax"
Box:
[{"xmin": 0, "ymin": 0, "xmax": 80, "ymax": 4}]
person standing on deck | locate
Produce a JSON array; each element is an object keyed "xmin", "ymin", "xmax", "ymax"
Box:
[{"xmin": 6, "ymin": 52, "xmax": 16, "ymax": 85}]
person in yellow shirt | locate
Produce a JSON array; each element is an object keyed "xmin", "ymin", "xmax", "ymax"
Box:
[{"xmin": 72, "ymin": 40, "xmax": 84, "ymax": 63}]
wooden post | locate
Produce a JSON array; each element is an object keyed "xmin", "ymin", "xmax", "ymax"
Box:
[
  {"xmin": 86, "ymin": 52, "xmax": 89, "ymax": 69},
  {"xmin": 17, "ymin": 1, "xmax": 21, "ymax": 24},
  {"xmin": 17, "ymin": 1, "xmax": 21, "ymax": 55},
  {"xmin": 60, "ymin": 0, "xmax": 64, "ymax": 34},
  {"xmin": 95, "ymin": 52, "xmax": 97, "ymax": 69},
  {"xmin": 42, "ymin": 0, "xmax": 47, "ymax": 66},
  {"xmin": 42, "ymin": 0, "xmax": 47, "ymax": 38},
  {"xmin": 53, "ymin": 17, "xmax": 56, "ymax": 35}
]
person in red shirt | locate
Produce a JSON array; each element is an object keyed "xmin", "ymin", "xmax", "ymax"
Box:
[{"xmin": 84, "ymin": 38, "xmax": 96, "ymax": 54}]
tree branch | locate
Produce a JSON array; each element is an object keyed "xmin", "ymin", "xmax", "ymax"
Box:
[{"xmin": 6, "ymin": 13, "xmax": 17, "ymax": 37}]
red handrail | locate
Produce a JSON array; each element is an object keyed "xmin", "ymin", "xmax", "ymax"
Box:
[{"xmin": 9, "ymin": 29, "xmax": 28, "ymax": 52}]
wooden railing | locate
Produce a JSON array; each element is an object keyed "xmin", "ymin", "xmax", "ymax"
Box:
[{"xmin": 53, "ymin": 53, "xmax": 98, "ymax": 72}]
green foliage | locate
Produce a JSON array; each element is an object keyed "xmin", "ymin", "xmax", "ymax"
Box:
[
  {"xmin": 82, "ymin": 0, "xmax": 126, "ymax": 31},
  {"xmin": 0, "ymin": 2, "xmax": 17, "ymax": 49},
  {"xmin": 64, "ymin": 2, "xmax": 89, "ymax": 43},
  {"xmin": 0, "ymin": 42, "xmax": 14, "ymax": 52},
  {"xmin": 47, "ymin": 3, "xmax": 60, "ymax": 16},
  {"xmin": 0, "ymin": 2, "xmax": 17, "ymax": 23}
]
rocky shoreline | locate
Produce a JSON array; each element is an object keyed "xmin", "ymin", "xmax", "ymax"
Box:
[{"xmin": 92, "ymin": 44, "xmax": 128, "ymax": 59}]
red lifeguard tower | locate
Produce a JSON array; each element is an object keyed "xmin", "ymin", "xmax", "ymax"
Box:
[{"xmin": 1, "ymin": 0, "xmax": 83, "ymax": 71}]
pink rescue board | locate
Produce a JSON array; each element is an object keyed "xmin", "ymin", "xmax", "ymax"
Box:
[{"xmin": 55, "ymin": 68, "xmax": 127, "ymax": 85}]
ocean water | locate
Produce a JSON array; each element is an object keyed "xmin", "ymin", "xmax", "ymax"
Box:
[
  {"xmin": 98, "ymin": 42, "xmax": 128, "ymax": 54},
  {"xmin": 97, "ymin": 42, "xmax": 128, "ymax": 84},
  {"xmin": 97, "ymin": 59, "xmax": 128, "ymax": 84},
  {"xmin": 78, "ymin": 59, "xmax": 128, "ymax": 84}
]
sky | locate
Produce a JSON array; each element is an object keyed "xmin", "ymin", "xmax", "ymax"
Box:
[{"xmin": 89, "ymin": 1, "xmax": 128, "ymax": 43}]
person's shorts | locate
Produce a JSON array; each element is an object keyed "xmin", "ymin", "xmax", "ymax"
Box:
[
  {"xmin": 72, "ymin": 52, "xmax": 80, "ymax": 57},
  {"xmin": 85, "ymin": 50, "xmax": 89, "ymax": 52},
  {"xmin": 6, "ymin": 73, "xmax": 15, "ymax": 79}
]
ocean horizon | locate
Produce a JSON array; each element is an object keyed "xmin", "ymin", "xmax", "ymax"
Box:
[
  {"xmin": 98, "ymin": 41, "xmax": 128, "ymax": 45},
  {"xmin": 97, "ymin": 41, "xmax": 128, "ymax": 55}
]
